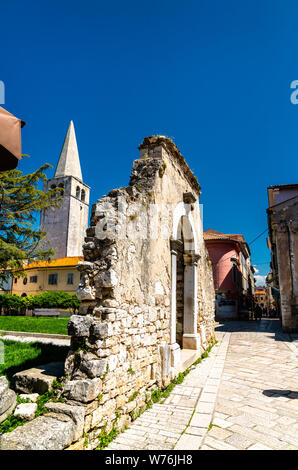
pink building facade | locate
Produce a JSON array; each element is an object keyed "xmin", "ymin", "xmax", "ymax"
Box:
[{"xmin": 204, "ymin": 229, "xmax": 255, "ymax": 319}]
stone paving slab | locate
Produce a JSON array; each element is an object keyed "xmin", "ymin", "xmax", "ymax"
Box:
[
  {"xmin": 105, "ymin": 319, "xmax": 298, "ymax": 451},
  {"xmin": 106, "ymin": 329, "xmax": 229, "ymax": 451},
  {"xmin": 203, "ymin": 319, "xmax": 298, "ymax": 450}
]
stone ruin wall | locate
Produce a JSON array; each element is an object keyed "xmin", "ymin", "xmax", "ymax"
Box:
[
  {"xmin": 271, "ymin": 199, "xmax": 298, "ymax": 333},
  {"xmin": 62, "ymin": 137, "xmax": 215, "ymax": 449},
  {"xmin": 0, "ymin": 136, "xmax": 215, "ymax": 450}
]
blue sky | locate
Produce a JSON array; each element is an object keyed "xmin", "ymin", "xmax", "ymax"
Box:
[{"xmin": 2, "ymin": 0, "xmax": 298, "ymax": 285}]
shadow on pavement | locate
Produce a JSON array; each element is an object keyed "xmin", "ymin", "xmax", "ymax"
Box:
[
  {"xmin": 263, "ymin": 390, "xmax": 298, "ymax": 399},
  {"xmin": 215, "ymin": 319, "xmax": 295, "ymax": 344}
]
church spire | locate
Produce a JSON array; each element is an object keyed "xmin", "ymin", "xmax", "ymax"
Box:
[{"xmin": 54, "ymin": 121, "xmax": 82, "ymax": 181}]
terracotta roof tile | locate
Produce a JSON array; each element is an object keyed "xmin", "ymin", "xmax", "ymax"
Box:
[
  {"xmin": 203, "ymin": 229, "xmax": 245, "ymax": 243},
  {"xmin": 25, "ymin": 256, "xmax": 83, "ymax": 270}
]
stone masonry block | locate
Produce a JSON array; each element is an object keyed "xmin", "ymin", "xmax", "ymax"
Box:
[
  {"xmin": 0, "ymin": 387, "xmax": 17, "ymax": 423},
  {"xmin": 91, "ymin": 321, "xmax": 112, "ymax": 339},
  {"xmin": 0, "ymin": 376, "xmax": 9, "ymax": 396},
  {"xmin": 63, "ymin": 378, "xmax": 102, "ymax": 403},
  {"xmin": 81, "ymin": 357, "xmax": 108, "ymax": 379},
  {"xmin": 0, "ymin": 414, "xmax": 75, "ymax": 450},
  {"xmin": 68, "ymin": 315, "xmax": 93, "ymax": 337},
  {"xmin": 94, "ymin": 269, "xmax": 118, "ymax": 288},
  {"xmin": 14, "ymin": 403, "xmax": 37, "ymax": 421},
  {"xmin": 45, "ymin": 402, "xmax": 85, "ymax": 441},
  {"xmin": 13, "ymin": 362, "xmax": 64, "ymax": 394}
]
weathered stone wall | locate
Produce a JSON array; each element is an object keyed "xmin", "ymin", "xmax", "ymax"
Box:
[
  {"xmin": 271, "ymin": 196, "xmax": 298, "ymax": 333},
  {"xmin": 61, "ymin": 136, "xmax": 215, "ymax": 449}
]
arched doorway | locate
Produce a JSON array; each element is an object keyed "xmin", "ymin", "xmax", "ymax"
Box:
[
  {"xmin": 170, "ymin": 202, "xmax": 201, "ymax": 352},
  {"xmin": 175, "ymin": 228, "xmax": 184, "ymax": 347}
]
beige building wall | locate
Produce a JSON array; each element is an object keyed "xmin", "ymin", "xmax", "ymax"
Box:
[
  {"xmin": 255, "ymin": 289, "xmax": 266, "ymax": 308},
  {"xmin": 11, "ymin": 259, "xmax": 82, "ymax": 296}
]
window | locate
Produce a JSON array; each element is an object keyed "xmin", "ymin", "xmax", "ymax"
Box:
[
  {"xmin": 76, "ymin": 186, "xmax": 80, "ymax": 198},
  {"xmin": 23, "ymin": 278, "xmax": 27, "ymax": 285},
  {"xmin": 67, "ymin": 273, "xmax": 74, "ymax": 285},
  {"xmin": 50, "ymin": 184, "xmax": 58, "ymax": 199},
  {"xmin": 219, "ymin": 300, "xmax": 236, "ymax": 306},
  {"xmin": 58, "ymin": 183, "xmax": 65, "ymax": 195},
  {"xmin": 30, "ymin": 276, "xmax": 38, "ymax": 283},
  {"xmin": 48, "ymin": 273, "xmax": 58, "ymax": 285},
  {"xmin": 81, "ymin": 189, "xmax": 85, "ymax": 202},
  {"xmin": 14, "ymin": 278, "xmax": 17, "ymax": 284}
]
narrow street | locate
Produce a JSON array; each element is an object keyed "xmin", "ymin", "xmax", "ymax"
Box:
[{"xmin": 106, "ymin": 319, "xmax": 298, "ymax": 451}]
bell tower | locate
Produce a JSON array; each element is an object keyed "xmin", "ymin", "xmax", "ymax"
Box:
[{"xmin": 40, "ymin": 121, "xmax": 90, "ymax": 258}]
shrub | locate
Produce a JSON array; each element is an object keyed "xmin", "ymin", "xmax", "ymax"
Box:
[{"xmin": 0, "ymin": 291, "xmax": 80, "ymax": 314}]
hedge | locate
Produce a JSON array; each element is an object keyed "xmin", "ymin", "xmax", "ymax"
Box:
[{"xmin": 0, "ymin": 291, "xmax": 81, "ymax": 313}]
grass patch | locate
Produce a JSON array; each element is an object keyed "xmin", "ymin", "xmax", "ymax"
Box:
[
  {"xmin": 127, "ymin": 365, "xmax": 135, "ymax": 375},
  {"xmin": 181, "ymin": 409, "xmax": 196, "ymax": 436},
  {"xmin": 208, "ymin": 422, "xmax": 221, "ymax": 431},
  {"xmin": 128, "ymin": 391, "xmax": 139, "ymax": 402},
  {"xmin": 97, "ymin": 424, "xmax": 120, "ymax": 450},
  {"xmin": 0, "ymin": 411, "xmax": 26, "ymax": 434},
  {"xmin": 0, "ymin": 316, "xmax": 70, "ymax": 336},
  {"xmin": 0, "ymin": 338, "xmax": 68, "ymax": 435},
  {"xmin": 0, "ymin": 339, "xmax": 69, "ymax": 385}
]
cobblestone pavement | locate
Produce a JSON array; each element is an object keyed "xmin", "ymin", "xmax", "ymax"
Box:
[{"xmin": 106, "ymin": 319, "xmax": 298, "ymax": 450}]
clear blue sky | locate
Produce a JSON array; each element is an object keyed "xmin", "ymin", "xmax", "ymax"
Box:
[{"xmin": 2, "ymin": 0, "xmax": 298, "ymax": 284}]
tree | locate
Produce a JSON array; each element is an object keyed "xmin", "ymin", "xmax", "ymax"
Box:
[
  {"xmin": 26, "ymin": 291, "xmax": 80, "ymax": 311},
  {"xmin": 0, "ymin": 161, "xmax": 62, "ymax": 282}
]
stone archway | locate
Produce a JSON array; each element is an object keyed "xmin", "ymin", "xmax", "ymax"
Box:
[{"xmin": 170, "ymin": 201, "xmax": 201, "ymax": 363}]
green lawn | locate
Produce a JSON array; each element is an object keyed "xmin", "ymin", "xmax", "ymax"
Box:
[
  {"xmin": 0, "ymin": 339, "xmax": 69, "ymax": 385},
  {"xmin": 0, "ymin": 316, "xmax": 70, "ymax": 336},
  {"xmin": 0, "ymin": 339, "xmax": 68, "ymax": 434}
]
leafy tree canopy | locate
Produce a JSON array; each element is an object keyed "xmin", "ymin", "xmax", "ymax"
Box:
[{"xmin": 0, "ymin": 160, "xmax": 63, "ymax": 282}]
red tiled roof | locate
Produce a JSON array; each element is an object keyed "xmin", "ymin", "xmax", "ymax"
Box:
[
  {"xmin": 24, "ymin": 256, "xmax": 83, "ymax": 270},
  {"xmin": 203, "ymin": 229, "xmax": 245, "ymax": 243}
]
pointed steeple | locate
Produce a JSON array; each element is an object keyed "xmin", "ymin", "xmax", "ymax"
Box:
[{"xmin": 54, "ymin": 121, "xmax": 82, "ymax": 181}]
